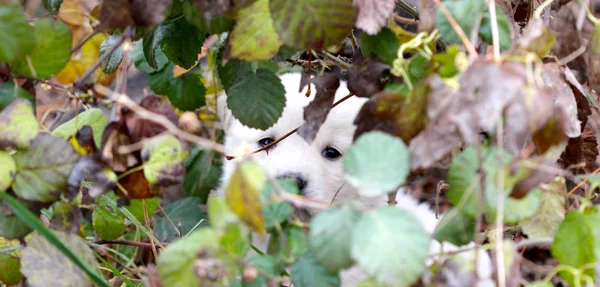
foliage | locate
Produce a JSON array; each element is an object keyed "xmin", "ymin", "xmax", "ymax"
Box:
[{"xmin": 1, "ymin": 0, "xmax": 600, "ymax": 286}]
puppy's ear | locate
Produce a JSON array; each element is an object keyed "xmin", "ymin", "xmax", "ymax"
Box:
[{"xmin": 217, "ymin": 95, "xmax": 233, "ymax": 132}]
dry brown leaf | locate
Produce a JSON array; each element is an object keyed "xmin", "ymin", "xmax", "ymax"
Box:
[
  {"xmin": 298, "ymin": 73, "xmax": 339, "ymax": 143},
  {"xmin": 354, "ymin": 0, "xmax": 396, "ymax": 35}
]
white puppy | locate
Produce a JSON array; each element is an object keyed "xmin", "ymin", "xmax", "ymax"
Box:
[{"xmin": 217, "ymin": 72, "xmax": 493, "ymax": 286}]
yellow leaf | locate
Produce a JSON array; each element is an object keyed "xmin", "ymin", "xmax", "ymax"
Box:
[
  {"xmin": 55, "ymin": 60, "xmax": 84, "ymax": 84},
  {"xmin": 224, "ymin": 161, "xmax": 266, "ymax": 235}
]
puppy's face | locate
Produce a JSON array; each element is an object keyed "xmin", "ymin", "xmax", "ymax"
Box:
[{"xmin": 219, "ymin": 73, "xmax": 367, "ymax": 205}]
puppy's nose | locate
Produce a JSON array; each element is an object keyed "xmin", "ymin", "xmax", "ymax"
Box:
[{"xmin": 277, "ymin": 173, "xmax": 307, "ymax": 193}]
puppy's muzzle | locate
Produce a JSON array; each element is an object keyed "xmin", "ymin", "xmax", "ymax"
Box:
[{"xmin": 276, "ymin": 173, "xmax": 307, "ymax": 194}]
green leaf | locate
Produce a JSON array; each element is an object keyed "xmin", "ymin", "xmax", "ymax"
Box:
[
  {"xmin": 221, "ymin": 223, "xmax": 249, "ymax": 257},
  {"xmin": 184, "ymin": 147, "xmax": 222, "ymax": 201},
  {"xmin": 0, "ymin": 198, "xmax": 34, "ymax": 239},
  {"xmin": 21, "ymin": 231, "xmax": 101, "ymax": 287},
  {"xmin": 12, "ymin": 18, "xmax": 71, "ymax": 79},
  {"xmin": 142, "ymin": 31, "xmax": 161, "ymax": 70},
  {"xmin": 142, "ymin": 134, "xmax": 186, "ymax": 186},
  {"xmin": 182, "ymin": 1, "xmax": 234, "ymax": 34},
  {"xmin": 447, "ymin": 146, "xmax": 523, "ymax": 221},
  {"xmin": 0, "ymin": 81, "xmax": 35, "ymax": 111},
  {"xmin": 310, "ymin": 205, "xmax": 360, "ymax": 273},
  {"xmin": 219, "ymin": 64, "xmax": 286, "ymax": 130},
  {"xmin": 93, "ymin": 205, "xmax": 126, "ymax": 240},
  {"xmin": 12, "ymin": 134, "xmax": 80, "ymax": 202},
  {"xmin": 229, "ymin": 0, "xmax": 282, "ymax": 60},
  {"xmin": 0, "ymin": 253, "xmax": 22, "ymax": 285},
  {"xmin": 132, "ymin": 39, "xmax": 168, "ymax": 73},
  {"xmin": 360, "ymin": 27, "xmax": 400, "ymax": 65},
  {"xmin": 433, "ymin": 207, "xmax": 475, "ymax": 246},
  {"xmin": 245, "ymin": 255, "xmax": 280, "ymax": 287},
  {"xmin": 343, "ymin": 131, "xmax": 410, "ymax": 197},
  {"xmin": 431, "ymin": 45, "xmax": 459, "ymax": 78},
  {"xmin": 42, "ymin": 0, "xmax": 63, "ymax": 12},
  {"xmin": 225, "ymin": 161, "xmax": 267, "ymax": 235},
  {"xmin": 504, "ymin": 188, "xmax": 541, "ymax": 224},
  {"xmin": 147, "ymin": 63, "xmax": 207, "ymax": 111},
  {"xmin": 153, "ymin": 197, "xmax": 209, "ymax": 242},
  {"xmin": 157, "ymin": 228, "xmax": 219, "ymax": 287},
  {"xmin": 267, "ymin": 225, "xmax": 309, "ymax": 259},
  {"xmin": 0, "ymin": 192, "xmax": 109, "ymax": 287},
  {"xmin": 0, "ymin": 3, "xmax": 35, "ymax": 63},
  {"xmin": 158, "ymin": 17, "xmax": 206, "ymax": 69},
  {"xmin": 521, "ymin": 185, "xmax": 566, "ymax": 239},
  {"xmin": 479, "ymin": 6, "xmax": 512, "ymax": 50},
  {"xmin": 269, "ymin": 0, "xmax": 355, "ymax": 49},
  {"xmin": 0, "ymin": 151, "xmax": 15, "ymax": 191},
  {"xmin": 351, "ymin": 206, "xmax": 429, "ymax": 286},
  {"xmin": 99, "ymin": 34, "xmax": 124, "ymax": 74},
  {"xmin": 435, "ymin": 0, "xmax": 485, "ymax": 45},
  {"xmin": 261, "ymin": 179, "xmax": 298, "ymax": 229},
  {"xmin": 208, "ymin": 196, "xmax": 238, "ymax": 230},
  {"xmin": 52, "ymin": 108, "xmax": 108, "ymax": 148},
  {"xmin": 0, "ymin": 98, "xmax": 39, "ymax": 149},
  {"xmin": 551, "ymin": 210, "xmax": 600, "ymax": 286},
  {"xmin": 290, "ymin": 252, "xmax": 340, "ymax": 287},
  {"xmin": 124, "ymin": 198, "xmax": 160, "ymax": 223}
]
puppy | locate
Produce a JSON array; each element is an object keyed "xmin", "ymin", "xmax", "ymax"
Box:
[{"xmin": 216, "ymin": 72, "xmax": 493, "ymax": 286}]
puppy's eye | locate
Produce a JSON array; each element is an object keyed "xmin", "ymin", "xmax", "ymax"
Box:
[
  {"xmin": 322, "ymin": 147, "xmax": 342, "ymax": 160},
  {"xmin": 258, "ymin": 137, "xmax": 275, "ymax": 147}
]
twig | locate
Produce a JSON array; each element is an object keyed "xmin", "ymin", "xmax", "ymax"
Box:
[
  {"xmin": 393, "ymin": 14, "xmax": 419, "ymax": 25},
  {"xmin": 95, "ymin": 84, "xmax": 225, "ymax": 153},
  {"xmin": 567, "ymin": 166, "xmax": 600, "ymax": 196},
  {"xmin": 431, "ymin": 0, "xmax": 478, "ymax": 60},
  {"xmin": 143, "ymin": 200, "xmax": 159, "ymax": 259},
  {"xmin": 397, "ymin": 0, "xmax": 420, "ymax": 20},
  {"xmin": 514, "ymin": 237, "xmax": 553, "ymax": 250},
  {"xmin": 95, "ymin": 239, "xmax": 167, "ymax": 249},
  {"xmin": 558, "ymin": 45, "xmax": 588, "ymax": 65},
  {"xmin": 488, "ymin": 0, "xmax": 501, "ymax": 61},
  {"xmin": 74, "ymin": 27, "xmax": 133, "ymax": 90},
  {"xmin": 48, "ymin": 96, "xmax": 72, "ymax": 130}
]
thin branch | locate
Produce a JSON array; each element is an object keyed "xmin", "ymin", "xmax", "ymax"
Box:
[
  {"xmin": 495, "ymin": 120, "xmax": 506, "ymax": 287},
  {"xmin": 514, "ymin": 237, "xmax": 554, "ymax": 250},
  {"xmin": 71, "ymin": 29, "xmax": 100, "ymax": 54},
  {"xmin": 488, "ymin": 0, "xmax": 501, "ymax": 61},
  {"xmin": 432, "ymin": 0, "xmax": 478, "ymax": 60},
  {"xmin": 94, "ymin": 85, "xmax": 225, "ymax": 153},
  {"xmin": 48, "ymin": 96, "xmax": 72, "ymax": 130},
  {"xmin": 397, "ymin": 0, "xmax": 420, "ymax": 20},
  {"xmin": 393, "ymin": 13, "xmax": 419, "ymax": 25}
]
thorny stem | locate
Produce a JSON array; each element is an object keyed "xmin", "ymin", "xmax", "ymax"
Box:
[{"xmin": 431, "ymin": 0, "xmax": 478, "ymax": 60}]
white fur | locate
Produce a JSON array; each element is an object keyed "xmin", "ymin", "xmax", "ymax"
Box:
[{"xmin": 216, "ymin": 72, "xmax": 493, "ymax": 286}]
